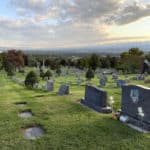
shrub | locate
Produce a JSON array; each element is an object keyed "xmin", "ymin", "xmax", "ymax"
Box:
[
  {"xmin": 45, "ymin": 70, "xmax": 52, "ymax": 79},
  {"xmin": 19, "ymin": 69, "xmax": 25, "ymax": 73},
  {"xmin": 25, "ymin": 71, "xmax": 38, "ymax": 87},
  {"xmin": 86, "ymin": 68, "xmax": 94, "ymax": 80}
]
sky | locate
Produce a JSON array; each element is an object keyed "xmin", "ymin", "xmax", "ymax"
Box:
[{"xmin": 0, "ymin": 0, "xmax": 149, "ymax": 49}]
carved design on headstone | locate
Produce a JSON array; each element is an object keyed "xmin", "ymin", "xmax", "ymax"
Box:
[{"xmin": 130, "ymin": 89, "xmax": 139, "ymax": 104}]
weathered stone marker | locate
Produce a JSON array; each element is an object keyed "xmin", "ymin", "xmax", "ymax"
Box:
[
  {"xmin": 80, "ymin": 85, "xmax": 112, "ymax": 113},
  {"xmin": 120, "ymin": 85, "xmax": 150, "ymax": 132},
  {"xmin": 47, "ymin": 80, "xmax": 54, "ymax": 91},
  {"xmin": 57, "ymin": 84, "xmax": 70, "ymax": 96},
  {"xmin": 33, "ymin": 83, "xmax": 38, "ymax": 89}
]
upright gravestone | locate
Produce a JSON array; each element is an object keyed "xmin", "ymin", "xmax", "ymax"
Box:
[
  {"xmin": 80, "ymin": 85, "xmax": 112, "ymax": 113},
  {"xmin": 112, "ymin": 74, "xmax": 118, "ymax": 80},
  {"xmin": 100, "ymin": 78, "xmax": 106, "ymax": 87},
  {"xmin": 57, "ymin": 84, "xmax": 70, "ymax": 96},
  {"xmin": 116, "ymin": 80, "xmax": 127, "ymax": 88},
  {"xmin": 138, "ymin": 74, "xmax": 145, "ymax": 80},
  {"xmin": 77, "ymin": 78, "xmax": 82, "ymax": 86},
  {"xmin": 42, "ymin": 84, "xmax": 47, "ymax": 91},
  {"xmin": 120, "ymin": 85, "xmax": 150, "ymax": 131},
  {"xmin": 47, "ymin": 80, "xmax": 54, "ymax": 91},
  {"xmin": 34, "ymin": 83, "xmax": 38, "ymax": 89}
]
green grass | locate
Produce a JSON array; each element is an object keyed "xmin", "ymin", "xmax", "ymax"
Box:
[{"xmin": 0, "ymin": 70, "xmax": 150, "ymax": 150}]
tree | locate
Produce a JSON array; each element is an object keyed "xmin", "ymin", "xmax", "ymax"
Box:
[
  {"xmin": 89, "ymin": 54, "xmax": 100, "ymax": 71},
  {"xmin": 2, "ymin": 50, "xmax": 24, "ymax": 75},
  {"xmin": 128, "ymin": 48, "xmax": 143, "ymax": 56},
  {"xmin": 25, "ymin": 71, "xmax": 39, "ymax": 87},
  {"xmin": 118, "ymin": 48, "xmax": 144, "ymax": 73},
  {"xmin": 45, "ymin": 70, "xmax": 52, "ymax": 79},
  {"xmin": 101, "ymin": 57, "xmax": 110, "ymax": 68},
  {"xmin": 0, "ymin": 52, "xmax": 3, "ymax": 70},
  {"xmin": 86, "ymin": 68, "xmax": 94, "ymax": 80},
  {"xmin": 40, "ymin": 68, "xmax": 45, "ymax": 79}
]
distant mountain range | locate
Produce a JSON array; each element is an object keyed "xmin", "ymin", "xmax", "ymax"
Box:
[{"xmin": 0, "ymin": 41, "xmax": 149, "ymax": 54}]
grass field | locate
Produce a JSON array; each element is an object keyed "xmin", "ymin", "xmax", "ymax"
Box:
[{"xmin": 0, "ymin": 69, "xmax": 150, "ymax": 150}]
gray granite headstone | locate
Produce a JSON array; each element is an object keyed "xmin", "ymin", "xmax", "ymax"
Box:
[
  {"xmin": 100, "ymin": 78, "xmax": 106, "ymax": 87},
  {"xmin": 138, "ymin": 74, "xmax": 145, "ymax": 80},
  {"xmin": 112, "ymin": 74, "xmax": 118, "ymax": 80},
  {"xmin": 120, "ymin": 85, "xmax": 150, "ymax": 131},
  {"xmin": 57, "ymin": 84, "xmax": 70, "ymax": 96},
  {"xmin": 42, "ymin": 84, "xmax": 47, "ymax": 91},
  {"xmin": 34, "ymin": 83, "xmax": 38, "ymax": 89},
  {"xmin": 47, "ymin": 80, "xmax": 54, "ymax": 91},
  {"xmin": 80, "ymin": 85, "xmax": 112, "ymax": 113},
  {"xmin": 77, "ymin": 78, "xmax": 82, "ymax": 86}
]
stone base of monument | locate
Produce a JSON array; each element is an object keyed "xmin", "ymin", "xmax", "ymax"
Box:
[
  {"xmin": 119, "ymin": 114, "xmax": 150, "ymax": 133},
  {"xmin": 80, "ymin": 99, "xmax": 112, "ymax": 113}
]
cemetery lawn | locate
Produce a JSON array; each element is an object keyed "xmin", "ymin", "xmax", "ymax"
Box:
[{"xmin": 0, "ymin": 71, "xmax": 150, "ymax": 150}]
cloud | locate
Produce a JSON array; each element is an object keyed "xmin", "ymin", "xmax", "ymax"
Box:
[
  {"xmin": 0, "ymin": 0, "xmax": 149, "ymax": 48},
  {"xmin": 106, "ymin": 2, "xmax": 150, "ymax": 25}
]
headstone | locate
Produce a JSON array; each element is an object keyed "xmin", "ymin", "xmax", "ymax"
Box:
[
  {"xmin": 100, "ymin": 78, "xmax": 106, "ymax": 87},
  {"xmin": 77, "ymin": 78, "xmax": 82, "ymax": 86},
  {"xmin": 132, "ymin": 76, "xmax": 138, "ymax": 80},
  {"xmin": 34, "ymin": 83, "xmax": 38, "ymax": 89},
  {"xmin": 42, "ymin": 84, "xmax": 47, "ymax": 91},
  {"xmin": 112, "ymin": 74, "xmax": 118, "ymax": 80},
  {"xmin": 47, "ymin": 80, "xmax": 54, "ymax": 91},
  {"xmin": 120, "ymin": 85, "xmax": 150, "ymax": 131},
  {"xmin": 116, "ymin": 80, "xmax": 127, "ymax": 88},
  {"xmin": 80, "ymin": 85, "xmax": 112, "ymax": 113},
  {"xmin": 138, "ymin": 74, "xmax": 145, "ymax": 80},
  {"xmin": 57, "ymin": 84, "xmax": 70, "ymax": 96}
]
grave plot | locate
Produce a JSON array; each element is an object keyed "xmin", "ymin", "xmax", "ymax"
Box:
[
  {"xmin": 15, "ymin": 101, "xmax": 27, "ymax": 107},
  {"xmin": 18, "ymin": 109, "xmax": 33, "ymax": 118},
  {"xmin": 23, "ymin": 125, "xmax": 45, "ymax": 140}
]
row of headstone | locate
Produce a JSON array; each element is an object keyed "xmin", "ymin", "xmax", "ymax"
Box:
[
  {"xmin": 33, "ymin": 81, "xmax": 70, "ymax": 96},
  {"xmin": 131, "ymin": 74, "xmax": 146, "ymax": 81},
  {"xmin": 33, "ymin": 80, "xmax": 54, "ymax": 91},
  {"xmin": 12, "ymin": 76, "xmax": 24, "ymax": 85},
  {"xmin": 80, "ymin": 84, "xmax": 150, "ymax": 132}
]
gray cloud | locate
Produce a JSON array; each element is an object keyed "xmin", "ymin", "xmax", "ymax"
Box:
[{"xmin": 107, "ymin": 3, "xmax": 150, "ymax": 25}]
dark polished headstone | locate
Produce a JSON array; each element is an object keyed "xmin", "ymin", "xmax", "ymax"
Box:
[
  {"xmin": 116, "ymin": 80, "xmax": 127, "ymax": 88},
  {"xmin": 57, "ymin": 84, "xmax": 70, "ymax": 96},
  {"xmin": 80, "ymin": 85, "xmax": 112, "ymax": 113},
  {"xmin": 120, "ymin": 85, "xmax": 150, "ymax": 131}
]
